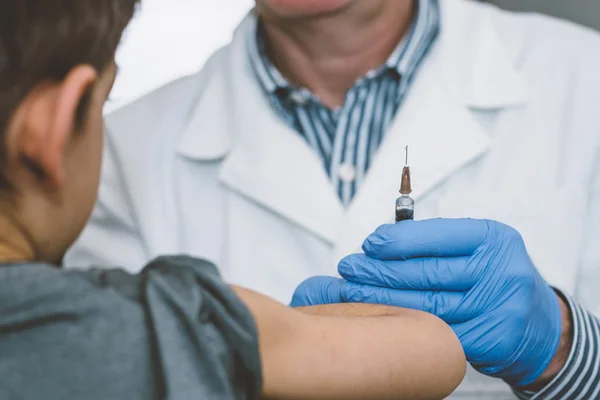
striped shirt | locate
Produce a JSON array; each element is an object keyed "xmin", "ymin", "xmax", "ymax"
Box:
[
  {"xmin": 248, "ymin": 0, "xmax": 440, "ymax": 205},
  {"xmin": 248, "ymin": 2, "xmax": 600, "ymax": 399},
  {"xmin": 514, "ymin": 291, "xmax": 600, "ymax": 400}
]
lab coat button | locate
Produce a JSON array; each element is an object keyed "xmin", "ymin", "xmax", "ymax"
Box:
[{"xmin": 339, "ymin": 163, "xmax": 356, "ymax": 182}]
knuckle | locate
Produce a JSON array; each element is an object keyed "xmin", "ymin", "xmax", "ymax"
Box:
[
  {"xmin": 422, "ymin": 258, "xmax": 439, "ymax": 289},
  {"xmin": 498, "ymin": 222, "xmax": 524, "ymax": 244},
  {"xmin": 344, "ymin": 285, "xmax": 363, "ymax": 302},
  {"xmin": 516, "ymin": 273, "xmax": 537, "ymax": 293},
  {"xmin": 419, "ymin": 258, "xmax": 431, "ymax": 289},
  {"xmin": 379, "ymin": 290, "xmax": 395, "ymax": 306},
  {"xmin": 485, "ymin": 220, "xmax": 524, "ymax": 246},
  {"xmin": 506, "ymin": 228, "xmax": 524, "ymax": 246},
  {"xmin": 346, "ymin": 285, "xmax": 383, "ymax": 304},
  {"xmin": 425, "ymin": 291, "xmax": 445, "ymax": 316},
  {"xmin": 502, "ymin": 264, "xmax": 538, "ymax": 298}
]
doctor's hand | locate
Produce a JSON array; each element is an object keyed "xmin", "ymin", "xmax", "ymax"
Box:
[
  {"xmin": 344, "ymin": 219, "xmax": 572, "ymax": 387},
  {"xmin": 292, "ymin": 219, "xmax": 572, "ymax": 388}
]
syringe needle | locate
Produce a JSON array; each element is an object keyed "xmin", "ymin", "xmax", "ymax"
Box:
[{"xmin": 405, "ymin": 145, "xmax": 409, "ymax": 166}]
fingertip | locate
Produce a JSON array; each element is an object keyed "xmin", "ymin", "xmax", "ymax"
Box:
[
  {"xmin": 371, "ymin": 223, "xmax": 401, "ymax": 241},
  {"xmin": 362, "ymin": 222, "xmax": 421, "ymax": 257},
  {"xmin": 338, "ymin": 257, "xmax": 351, "ymax": 276},
  {"xmin": 361, "ymin": 224, "xmax": 392, "ymax": 256},
  {"xmin": 339, "ymin": 282, "xmax": 354, "ymax": 302},
  {"xmin": 321, "ymin": 277, "xmax": 346, "ymax": 304},
  {"xmin": 337, "ymin": 253, "xmax": 366, "ymax": 277},
  {"xmin": 290, "ymin": 276, "xmax": 344, "ymax": 307},
  {"xmin": 324, "ymin": 276, "xmax": 346, "ymax": 294}
]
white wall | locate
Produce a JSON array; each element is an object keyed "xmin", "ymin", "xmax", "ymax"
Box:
[
  {"xmin": 107, "ymin": 0, "xmax": 253, "ymax": 113},
  {"xmin": 109, "ymin": 0, "xmax": 598, "ymax": 113},
  {"xmin": 484, "ymin": 0, "xmax": 600, "ymax": 32}
]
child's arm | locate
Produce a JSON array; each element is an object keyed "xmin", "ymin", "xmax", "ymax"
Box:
[{"xmin": 233, "ymin": 287, "xmax": 466, "ymax": 400}]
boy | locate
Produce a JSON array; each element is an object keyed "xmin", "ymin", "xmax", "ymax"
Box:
[{"xmin": 0, "ymin": 1, "xmax": 465, "ymax": 399}]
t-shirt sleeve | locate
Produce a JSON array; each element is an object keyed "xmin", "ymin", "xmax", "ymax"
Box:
[{"xmin": 139, "ymin": 256, "xmax": 262, "ymax": 400}]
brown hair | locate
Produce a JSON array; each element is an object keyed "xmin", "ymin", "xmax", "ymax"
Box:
[{"xmin": 0, "ymin": 0, "xmax": 139, "ymax": 188}]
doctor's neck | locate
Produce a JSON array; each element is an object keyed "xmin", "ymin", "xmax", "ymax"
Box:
[{"xmin": 257, "ymin": 0, "xmax": 415, "ymax": 108}]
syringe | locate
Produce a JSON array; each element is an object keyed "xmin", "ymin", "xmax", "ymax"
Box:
[{"xmin": 395, "ymin": 146, "xmax": 415, "ymax": 222}]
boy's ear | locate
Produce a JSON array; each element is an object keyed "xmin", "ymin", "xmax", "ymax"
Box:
[{"xmin": 12, "ymin": 65, "xmax": 97, "ymax": 188}]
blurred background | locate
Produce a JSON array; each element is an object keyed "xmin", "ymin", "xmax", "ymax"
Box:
[
  {"xmin": 108, "ymin": 0, "xmax": 253, "ymax": 113},
  {"xmin": 483, "ymin": 0, "xmax": 600, "ymax": 32},
  {"xmin": 108, "ymin": 0, "xmax": 599, "ymax": 114}
]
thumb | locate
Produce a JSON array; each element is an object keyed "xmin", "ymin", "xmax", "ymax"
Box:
[{"xmin": 290, "ymin": 276, "xmax": 345, "ymax": 307}]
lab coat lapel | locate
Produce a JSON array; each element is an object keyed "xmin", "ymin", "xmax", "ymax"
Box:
[
  {"xmin": 332, "ymin": 74, "xmax": 491, "ymax": 262},
  {"xmin": 177, "ymin": 2, "xmax": 528, "ymax": 262},
  {"xmin": 218, "ymin": 105, "xmax": 344, "ymax": 244},
  {"xmin": 180, "ymin": 13, "xmax": 344, "ymax": 244},
  {"xmin": 333, "ymin": 0, "xmax": 528, "ymax": 263}
]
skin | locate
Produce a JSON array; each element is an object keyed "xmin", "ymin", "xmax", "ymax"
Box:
[
  {"xmin": 255, "ymin": 0, "xmax": 415, "ymax": 108},
  {"xmin": 235, "ymin": 287, "xmax": 466, "ymax": 399},
  {"xmin": 0, "ymin": 60, "xmax": 466, "ymax": 398},
  {"xmin": 0, "ymin": 0, "xmax": 569, "ymax": 393},
  {"xmin": 255, "ymin": 0, "xmax": 573, "ymax": 388},
  {"xmin": 0, "ymin": 64, "xmax": 112, "ymax": 264}
]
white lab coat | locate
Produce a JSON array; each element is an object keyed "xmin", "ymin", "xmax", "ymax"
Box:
[{"xmin": 67, "ymin": 0, "xmax": 600, "ymax": 397}]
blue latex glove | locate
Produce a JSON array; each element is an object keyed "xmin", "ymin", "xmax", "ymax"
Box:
[
  {"xmin": 291, "ymin": 219, "xmax": 562, "ymax": 387},
  {"xmin": 290, "ymin": 276, "xmax": 344, "ymax": 307}
]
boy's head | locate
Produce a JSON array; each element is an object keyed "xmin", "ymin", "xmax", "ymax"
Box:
[{"xmin": 0, "ymin": 0, "xmax": 138, "ymax": 264}]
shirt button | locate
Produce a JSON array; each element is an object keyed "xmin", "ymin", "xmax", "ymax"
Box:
[
  {"xmin": 290, "ymin": 90, "xmax": 309, "ymax": 105},
  {"xmin": 338, "ymin": 163, "xmax": 356, "ymax": 182}
]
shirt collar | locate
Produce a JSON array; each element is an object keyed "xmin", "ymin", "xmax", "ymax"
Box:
[
  {"xmin": 247, "ymin": 0, "xmax": 440, "ymax": 98},
  {"xmin": 245, "ymin": 17, "xmax": 288, "ymax": 94},
  {"xmin": 386, "ymin": 0, "xmax": 440, "ymax": 77}
]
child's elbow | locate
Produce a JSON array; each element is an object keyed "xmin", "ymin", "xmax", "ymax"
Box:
[{"xmin": 417, "ymin": 312, "xmax": 466, "ymax": 398}]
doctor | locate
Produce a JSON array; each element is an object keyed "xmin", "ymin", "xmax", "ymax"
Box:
[{"xmin": 66, "ymin": 0, "xmax": 600, "ymax": 398}]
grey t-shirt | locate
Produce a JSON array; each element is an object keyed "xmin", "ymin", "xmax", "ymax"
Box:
[{"xmin": 0, "ymin": 256, "xmax": 262, "ymax": 400}]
